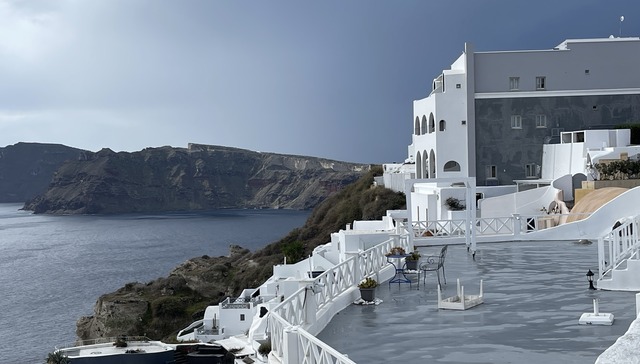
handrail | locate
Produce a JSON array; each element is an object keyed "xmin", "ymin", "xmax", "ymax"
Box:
[
  {"xmin": 269, "ymin": 236, "xmax": 401, "ymax": 363},
  {"xmin": 405, "ymin": 213, "xmax": 593, "ymax": 239},
  {"xmin": 598, "ymin": 215, "xmax": 640, "ymax": 279}
]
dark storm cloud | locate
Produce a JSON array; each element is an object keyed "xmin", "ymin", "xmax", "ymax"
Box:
[{"xmin": 0, "ymin": 0, "xmax": 639, "ymax": 163}]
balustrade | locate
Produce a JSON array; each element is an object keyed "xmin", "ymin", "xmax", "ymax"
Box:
[{"xmin": 269, "ymin": 236, "xmax": 400, "ymax": 363}]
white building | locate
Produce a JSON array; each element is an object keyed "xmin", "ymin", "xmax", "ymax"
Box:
[{"xmin": 411, "ymin": 37, "xmax": 640, "ymax": 187}]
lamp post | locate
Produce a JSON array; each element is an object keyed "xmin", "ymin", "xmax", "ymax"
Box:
[{"xmin": 586, "ymin": 269, "xmax": 596, "ymax": 290}]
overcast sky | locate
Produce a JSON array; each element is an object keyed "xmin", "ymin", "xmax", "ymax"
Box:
[{"xmin": 1, "ymin": 1, "xmax": 639, "ymax": 164}]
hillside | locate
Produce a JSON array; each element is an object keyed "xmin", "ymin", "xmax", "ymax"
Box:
[
  {"xmin": 0, "ymin": 142, "xmax": 84, "ymax": 202},
  {"xmin": 24, "ymin": 143, "xmax": 370, "ymax": 214},
  {"xmin": 76, "ymin": 166, "xmax": 406, "ymax": 341}
]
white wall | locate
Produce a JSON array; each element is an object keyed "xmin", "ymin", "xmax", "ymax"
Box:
[
  {"xmin": 412, "ymin": 51, "xmax": 470, "ymax": 180},
  {"xmin": 480, "ymin": 186, "xmax": 557, "ymax": 218},
  {"xmin": 541, "ymin": 143, "xmax": 585, "ymax": 180}
]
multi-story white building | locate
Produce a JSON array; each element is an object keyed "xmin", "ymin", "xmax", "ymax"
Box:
[{"xmin": 411, "ymin": 37, "xmax": 640, "ymax": 186}]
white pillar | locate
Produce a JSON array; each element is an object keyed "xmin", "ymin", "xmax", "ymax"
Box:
[
  {"xmin": 282, "ymin": 327, "xmax": 300, "ymax": 364},
  {"xmin": 636, "ymin": 293, "xmax": 640, "ymax": 317},
  {"xmin": 304, "ymin": 286, "xmax": 318, "ymax": 326},
  {"xmin": 512, "ymin": 214, "xmax": 521, "ymax": 237}
]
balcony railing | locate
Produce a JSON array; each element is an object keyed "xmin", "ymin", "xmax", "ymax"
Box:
[
  {"xmin": 268, "ymin": 236, "xmax": 406, "ymax": 363},
  {"xmin": 598, "ymin": 215, "xmax": 640, "ymax": 279}
]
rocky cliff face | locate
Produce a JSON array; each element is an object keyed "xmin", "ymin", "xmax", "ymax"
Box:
[
  {"xmin": 24, "ymin": 143, "xmax": 370, "ymax": 214},
  {"xmin": 0, "ymin": 143, "xmax": 84, "ymax": 203}
]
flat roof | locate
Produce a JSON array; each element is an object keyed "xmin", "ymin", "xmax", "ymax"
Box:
[{"xmin": 317, "ymin": 241, "xmax": 638, "ymax": 363}]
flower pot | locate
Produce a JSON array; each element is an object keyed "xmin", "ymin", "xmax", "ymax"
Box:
[
  {"xmin": 359, "ymin": 288, "xmax": 376, "ymax": 302},
  {"xmin": 405, "ymin": 260, "xmax": 418, "ymax": 271}
]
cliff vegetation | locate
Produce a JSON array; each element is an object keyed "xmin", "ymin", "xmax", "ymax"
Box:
[{"xmin": 76, "ymin": 166, "xmax": 406, "ymax": 341}]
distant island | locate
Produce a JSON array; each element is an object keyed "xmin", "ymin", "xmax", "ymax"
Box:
[{"xmin": 0, "ymin": 142, "xmax": 371, "ymax": 214}]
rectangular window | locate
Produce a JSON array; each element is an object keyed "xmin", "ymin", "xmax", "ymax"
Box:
[
  {"xmin": 536, "ymin": 76, "xmax": 546, "ymax": 90},
  {"xmin": 525, "ymin": 164, "xmax": 537, "ymax": 178},
  {"xmin": 509, "ymin": 77, "xmax": 519, "ymax": 90},
  {"xmin": 240, "ymin": 314, "xmax": 245, "ymax": 321},
  {"xmin": 511, "ymin": 115, "xmax": 522, "ymax": 129},
  {"xmin": 535, "ymin": 115, "xmax": 547, "ymax": 128},
  {"xmin": 486, "ymin": 165, "xmax": 497, "ymax": 179}
]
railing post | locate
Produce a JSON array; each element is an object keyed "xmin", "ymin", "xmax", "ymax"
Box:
[
  {"xmin": 636, "ymin": 292, "xmax": 640, "ymax": 317},
  {"xmin": 512, "ymin": 214, "xmax": 521, "ymax": 238},
  {"xmin": 282, "ymin": 327, "xmax": 300, "ymax": 364},
  {"xmin": 598, "ymin": 237, "xmax": 606, "ymax": 279},
  {"xmin": 304, "ymin": 285, "xmax": 318, "ymax": 326}
]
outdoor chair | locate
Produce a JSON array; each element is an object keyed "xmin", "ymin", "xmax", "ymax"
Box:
[{"xmin": 419, "ymin": 245, "xmax": 448, "ymax": 286}]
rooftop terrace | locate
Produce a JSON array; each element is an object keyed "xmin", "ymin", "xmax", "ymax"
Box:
[{"xmin": 317, "ymin": 241, "xmax": 638, "ymax": 363}]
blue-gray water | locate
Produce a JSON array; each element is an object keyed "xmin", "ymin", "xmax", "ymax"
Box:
[{"xmin": 0, "ymin": 203, "xmax": 310, "ymax": 363}]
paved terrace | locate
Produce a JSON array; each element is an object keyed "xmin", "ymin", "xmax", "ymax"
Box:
[{"xmin": 317, "ymin": 241, "xmax": 638, "ymax": 364}]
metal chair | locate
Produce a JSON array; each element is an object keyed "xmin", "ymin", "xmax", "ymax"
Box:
[{"xmin": 419, "ymin": 245, "xmax": 448, "ymax": 286}]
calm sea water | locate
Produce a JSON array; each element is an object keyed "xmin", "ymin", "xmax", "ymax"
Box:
[{"xmin": 0, "ymin": 203, "xmax": 310, "ymax": 363}]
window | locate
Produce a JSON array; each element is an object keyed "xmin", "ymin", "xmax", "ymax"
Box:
[
  {"xmin": 536, "ymin": 76, "xmax": 546, "ymax": 90},
  {"xmin": 525, "ymin": 164, "xmax": 537, "ymax": 178},
  {"xmin": 444, "ymin": 161, "xmax": 461, "ymax": 172},
  {"xmin": 509, "ymin": 77, "xmax": 520, "ymax": 90},
  {"xmin": 511, "ymin": 115, "xmax": 522, "ymax": 129},
  {"xmin": 439, "ymin": 120, "xmax": 446, "ymax": 131},
  {"xmin": 240, "ymin": 314, "xmax": 245, "ymax": 321},
  {"xmin": 486, "ymin": 165, "xmax": 497, "ymax": 179},
  {"xmin": 456, "ymin": 83, "xmax": 461, "ymax": 89},
  {"xmin": 429, "ymin": 113, "xmax": 435, "ymax": 133},
  {"xmin": 535, "ymin": 115, "xmax": 547, "ymax": 128}
]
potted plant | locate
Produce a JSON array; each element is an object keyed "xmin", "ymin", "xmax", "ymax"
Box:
[
  {"xmin": 385, "ymin": 246, "xmax": 406, "ymax": 256},
  {"xmin": 358, "ymin": 277, "xmax": 378, "ymax": 302},
  {"xmin": 405, "ymin": 250, "xmax": 421, "ymax": 270}
]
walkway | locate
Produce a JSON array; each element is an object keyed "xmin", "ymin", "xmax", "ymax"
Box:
[{"xmin": 317, "ymin": 241, "xmax": 638, "ymax": 364}]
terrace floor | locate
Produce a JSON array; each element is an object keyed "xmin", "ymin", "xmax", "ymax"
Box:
[{"xmin": 317, "ymin": 241, "xmax": 638, "ymax": 364}]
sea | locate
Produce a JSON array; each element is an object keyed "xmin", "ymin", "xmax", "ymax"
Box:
[{"xmin": 0, "ymin": 203, "xmax": 310, "ymax": 363}]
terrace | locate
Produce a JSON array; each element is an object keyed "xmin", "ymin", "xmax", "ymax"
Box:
[{"xmin": 316, "ymin": 241, "xmax": 638, "ymax": 363}]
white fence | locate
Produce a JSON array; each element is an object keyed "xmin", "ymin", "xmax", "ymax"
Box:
[
  {"xmin": 406, "ymin": 213, "xmax": 592, "ymax": 240},
  {"xmin": 268, "ymin": 236, "xmax": 410, "ymax": 363},
  {"xmin": 598, "ymin": 215, "xmax": 640, "ymax": 279}
]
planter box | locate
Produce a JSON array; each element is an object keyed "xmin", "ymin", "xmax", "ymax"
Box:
[
  {"xmin": 405, "ymin": 260, "xmax": 418, "ymax": 271},
  {"xmin": 359, "ymin": 288, "xmax": 376, "ymax": 302}
]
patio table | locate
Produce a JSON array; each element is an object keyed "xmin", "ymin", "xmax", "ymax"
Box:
[{"xmin": 386, "ymin": 254, "xmax": 412, "ymax": 286}]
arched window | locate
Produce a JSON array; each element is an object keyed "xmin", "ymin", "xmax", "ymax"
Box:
[
  {"xmin": 443, "ymin": 160, "xmax": 461, "ymax": 172},
  {"xmin": 422, "ymin": 151, "xmax": 429, "ymax": 178},
  {"xmin": 416, "ymin": 151, "xmax": 422, "ymax": 178},
  {"xmin": 439, "ymin": 120, "xmax": 446, "ymax": 132},
  {"xmin": 429, "ymin": 149, "xmax": 436, "ymax": 178},
  {"xmin": 414, "ymin": 117, "xmax": 420, "ymax": 135},
  {"xmin": 429, "ymin": 113, "xmax": 435, "ymax": 133},
  {"xmin": 421, "ymin": 115, "xmax": 427, "ymax": 135}
]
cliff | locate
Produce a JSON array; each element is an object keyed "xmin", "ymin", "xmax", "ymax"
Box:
[
  {"xmin": 24, "ymin": 143, "xmax": 370, "ymax": 214},
  {"xmin": 0, "ymin": 143, "xmax": 84, "ymax": 203},
  {"xmin": 76, "ymin": 167, "xmax": 407, "ymax": 341}
]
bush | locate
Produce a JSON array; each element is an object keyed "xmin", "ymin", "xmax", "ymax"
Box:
[
  {"xmin": 281, "ymin": 240, "xmax": 304, "ymax": 263},
  {"xmin": 258, "ymin": 341, "xmax": 272, "ymax": 356}
]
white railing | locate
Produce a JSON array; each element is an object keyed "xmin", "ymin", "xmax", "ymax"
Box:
[
  {"xmin": 269, "ymin": 236, "xmax": 402, "ymax": 363},
  {"xmin": 476, "ymin": 217, "xmax": 514, "ymax": 235},
  {"xmin": 598, "ymin": 215, "xmax": 640, "ymax": 279},
  {"xmin": 269, "ymin": 312, "xmax": 356, "ymax": 364},
  {"xmin": 296, "ymin": 325, "xmax": 356, "ymax": 364},
  {"xmin": 314, "ymin": 257, "xmax": 357, "ymax": 310},
  {"xmin": 405, "ymin": 213, "xmax": 593, "ymax": 240}
]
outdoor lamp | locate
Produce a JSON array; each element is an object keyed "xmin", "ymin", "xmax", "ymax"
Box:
[{"xmin": 586, "ymin": 269, "xmax": 596, "ymax": 290}]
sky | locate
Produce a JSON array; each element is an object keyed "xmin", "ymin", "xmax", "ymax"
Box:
[{"xmin": 1, "ymin": 1, "xmax": 640, "ymax": 164}]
